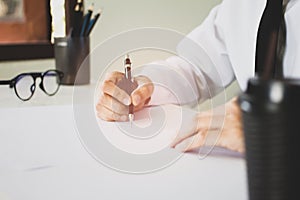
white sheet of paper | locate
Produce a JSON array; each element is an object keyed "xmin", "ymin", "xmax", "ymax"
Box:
[
  {"xmin": 98, "ymin": 104, "xmax": 191, "ymax": 154},
  {"xmin": 97, "ymin": 104, "xmax": 243, "ymax": 157},
  {"xmin": 0, "ymin": 104, "xmax": 246, "ymax": 200}
]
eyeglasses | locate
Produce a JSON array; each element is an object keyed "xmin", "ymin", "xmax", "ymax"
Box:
[{"xmin": 0, "ymin": 70, "xmax": 64, "ymax": 101}]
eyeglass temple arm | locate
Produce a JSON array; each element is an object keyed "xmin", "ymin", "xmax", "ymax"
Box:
[
  {"xmin": 0, "ymin": 80, "xmax": 14, "ymax": 88},
  {"xmin": 0, "ymin": 80, "xmax": 11, "ymax": 85}
]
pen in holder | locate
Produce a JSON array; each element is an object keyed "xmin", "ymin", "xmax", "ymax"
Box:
[{"xmin": 54, "ymin": 36, "xmax": 90, "ymax": 85}]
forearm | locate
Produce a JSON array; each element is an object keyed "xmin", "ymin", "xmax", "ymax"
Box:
[{"xmin": 134, "ymin": 56, "xmax": 212, "ymax": 106}]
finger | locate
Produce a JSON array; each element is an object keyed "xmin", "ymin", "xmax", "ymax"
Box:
[
  {"xmin": 104, "ymin": 71, "xmax": 125, "ymax": 84},
  {"xmin": 170, "ymin": 126, "xmax": 199, "ymax": 148},
  {"xmin": 133, "ymin": 102, "xmax": 146, "ymax": 112},
  {"xmin": 132, "ymin": 97, "xmax": 151, "ymax": 113},
  {"xmin": 217, "ymin": 129, "xmax": 245, "ymax": 153},
  {"xmin": 98, "ymin": 93, "xmax": 129, "ymax": 115},
  {"xmin": 102, "ymin": 80, "xmax": 131, "ymax": 105},
  {"xmin": 170, "ymin": 133, "xmax": 195, "ymax": 149},
  {"xmin": 173, "ymin": 132, "xmax": 206, "ymax": 152},
  {"xmin": 96, "ymin": 103, "xmax": 128, "ymax": 121},
  {"xmin": 196, "ymin": 112, "xmax": 225, "ymax": 130},
  {"xmin": 170, "ymin": 115, "xmax": 200, "ymax": 148},
  {"xmin": 182, "ymin": 133, "xmax": 206, "ymax": 152},
  {"xmin": 131, "ymin": 76, "xmax": 154, "ymax": 106},
  {"xmin": 171, "ymin": 112, "xmax": 217, "ymax": 149}
]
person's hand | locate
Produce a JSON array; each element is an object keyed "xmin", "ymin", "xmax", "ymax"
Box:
[
  {"xmin": 96, "ymin": 71, "xmax": 154, "ymax": 121},
  {"xmin": 171, "ymin": 97, "xmax": 245, "ymax": 153}
]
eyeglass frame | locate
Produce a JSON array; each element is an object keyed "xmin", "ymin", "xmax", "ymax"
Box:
[{"xmin": 0, "ymin": 69, "xmax": 64, "ymax": 101}]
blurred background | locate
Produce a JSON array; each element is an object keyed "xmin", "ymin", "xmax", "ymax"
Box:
[
  {"xmin": 0, "ymin": 0, "xmax": 221, "ymax": 77},
  {"xmin": 0, "ymin": 0, "xmax": 239, "ymax": 105}
]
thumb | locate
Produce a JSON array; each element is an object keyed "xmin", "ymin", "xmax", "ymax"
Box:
[{"xmin": 131, "ymin": 75, "xmax": 154, "ymax": 106}]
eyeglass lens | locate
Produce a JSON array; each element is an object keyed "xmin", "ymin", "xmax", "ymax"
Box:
[
  {"xmin": 14, "ymin": 75, "xmax": 35, "ymax": 101},
  {"xmin": 42, "ymin": 71, "xmax": 61, "ymax": 95}
]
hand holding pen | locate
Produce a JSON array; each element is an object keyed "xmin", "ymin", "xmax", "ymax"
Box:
[{"xmin": 96, "ymin": 56, "xmax": 154, "ymax": 123}]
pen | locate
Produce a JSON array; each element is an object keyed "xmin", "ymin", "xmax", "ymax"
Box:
[
  {"xmin": 124, "ymin": 55, "xmax": 135, "ymax": 126},
  {"xmin": 117, "ymin": 55, "xmax": 138, "ymax": 126},
  {"xmin": 80, "ymin": 4, "xmax": 94, "ymax": 37},
  {"xmin": 71, "ymin": 0, "xmax": 84, "ymax": 37},
  {"xmin": 77, "ymin": 0, "xmax": 84, "ymax": 12},
  {"xmin": 85, "ymin": 9, "xmax": 102, "ymax": 36}
]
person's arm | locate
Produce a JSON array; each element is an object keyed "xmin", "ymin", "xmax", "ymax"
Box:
[
  {"xmin": 136, "ymin": 5, "xmax": 236, "ymax": 106},
  {"xmin": 97, "ymin": 3, "xmax": 236, "ymax": 121}
]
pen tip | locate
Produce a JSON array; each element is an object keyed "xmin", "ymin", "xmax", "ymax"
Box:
[{"xmin": 129, "ymin": 114, "xmax": 134, "ymax": 127}]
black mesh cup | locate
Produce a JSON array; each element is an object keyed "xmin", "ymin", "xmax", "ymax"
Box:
[
  {"xmin": 239, "ymin": 78, "xmax": 300, "ymax": 200},
  {"xmin": 54, "ymin": 37, "xmax": 90, "ymax": 85}
]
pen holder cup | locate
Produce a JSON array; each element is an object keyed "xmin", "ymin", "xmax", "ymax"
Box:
[
  {"xmin": 54, "ymin": 37, "xmax": 90, "ymax": 85},
  {"xmin": 239, "ymin": 78, "xmax": 300, "ymax": 200}
]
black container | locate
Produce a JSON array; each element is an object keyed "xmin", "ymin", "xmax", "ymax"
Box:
[
  {"xmin": 54, "ymin": 37, "xmax": 90, "ymax": 85},
  {"xmin": 239, "ymin": 78, "xmax": 300, "ymax": 200}
]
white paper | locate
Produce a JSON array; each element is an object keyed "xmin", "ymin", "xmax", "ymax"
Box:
[{"xmin": 0, "ymin": 104, "xmax": 246, "ymax": 200}]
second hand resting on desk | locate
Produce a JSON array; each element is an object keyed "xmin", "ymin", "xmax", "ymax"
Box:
[{"xmin": 117, "ymin": 55, "xmax": 138, "ymax": 126}]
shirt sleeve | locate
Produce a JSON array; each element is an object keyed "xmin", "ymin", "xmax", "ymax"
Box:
[{"xmin": 135, "ymin": 4, "xmax": 235, "ymax": 106}]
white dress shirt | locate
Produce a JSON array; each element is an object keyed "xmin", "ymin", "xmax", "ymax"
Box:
[{"xmin": 138, "ymin": 0, "xmax": 299, "ymax": 106}]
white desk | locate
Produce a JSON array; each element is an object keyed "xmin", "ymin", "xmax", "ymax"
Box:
[{"xmin": 0, "ymin": 85, "xmax": 248, "ymax": 200}]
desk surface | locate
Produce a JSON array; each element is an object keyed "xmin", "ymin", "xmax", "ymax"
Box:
[{"xmin": 0, "ymin": 85, "xmax": 247, "ymax": 200}]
